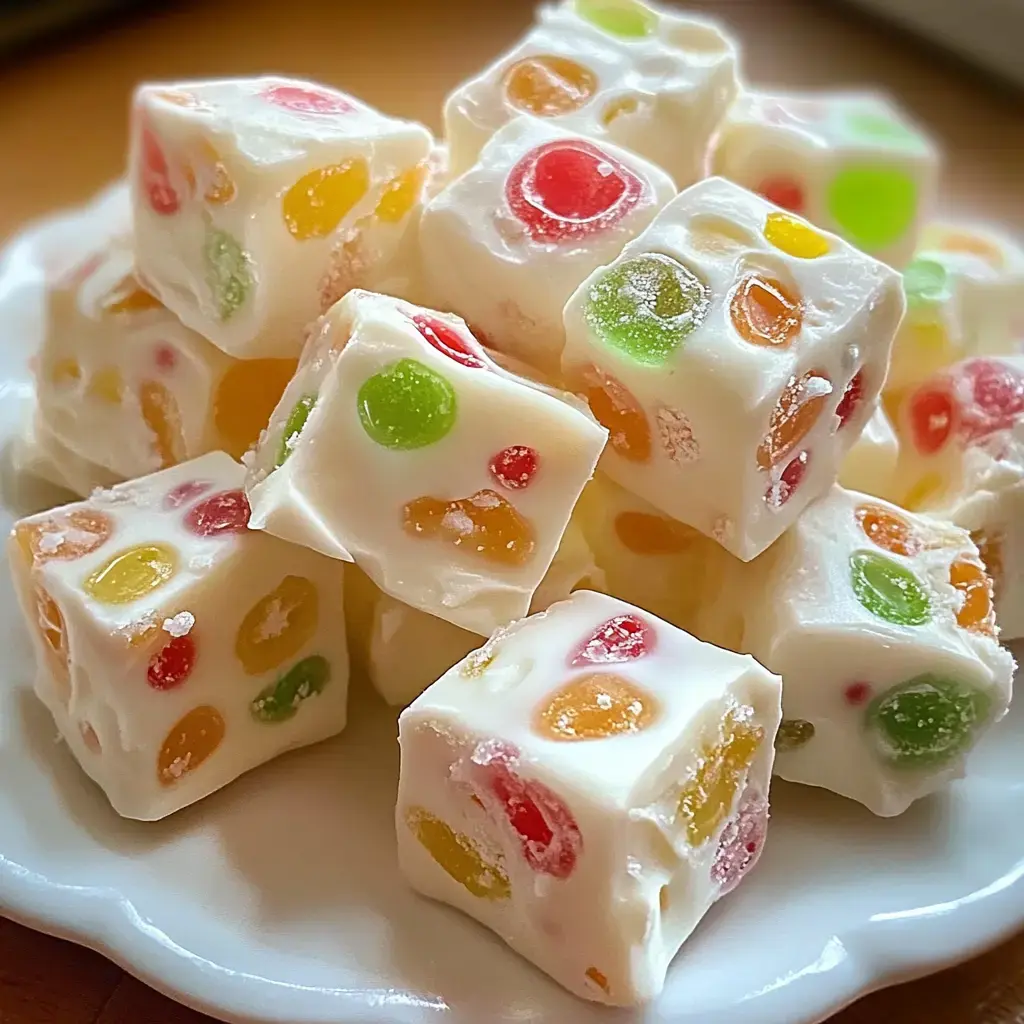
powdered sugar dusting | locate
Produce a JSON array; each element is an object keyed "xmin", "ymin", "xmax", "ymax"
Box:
[{"xmin": 163, "ymin": 611, "xmax": 195, "ymax": 638}]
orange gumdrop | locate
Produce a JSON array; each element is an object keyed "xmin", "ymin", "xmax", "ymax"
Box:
[
  {"xmin": 213, "ymin": 358, "xmax": 298, "ymax": 460},
  {"xmin": 756, "ymin": 369, "xmax": 832, "ymax": 470},
  {"xmin": 614, "ymin": 511, "xmax": 699, "ymax": 555},
  {"xmin": 855, "ymin": 503, "xmax": 922, "ymax": 557},
  {"xmin": 729, "ymin": 274, "xmax": 803, "ymax": 349},
  {"xmin": 950, "ymin": 558, "xmax": 996, "ymax": 636},
  {"xmin": 936, "ymin": 231, "xmax": 1004, "ymax": 270},
  {"xmin": 100, "ymin": 275, "xmax": 163, "ymax": 315},
  {"xmin": 15, "ymin": 508, "xmax": 115, "ymax": 566},
  {"xmin": 34, "ymin": 586, "xmax": 69, "ymax": 681},
  {"xmin": 374, "ymin": 164, "xmax": 426, "ymax": 223},
  {"xmin": 139, "ymin": 380, "xmax": 185, "ymax": 468},
  {"xmin": 157, "ymin": 705, "xmax": 226, "ymax": 786},
  {"xmin": 534, "ymin": 672, "xmax": 659, "ymax": 741},
  {"xmin": 972, "ymin": 530, "xmax": 1004, "ymax": 597},
  {"xmin": 504, "ymin": 55, "xmax": 598, "ymax": 117},
  {"xmin": 580, "ymin": 366, "xmax": 651, "ymax": 463}
]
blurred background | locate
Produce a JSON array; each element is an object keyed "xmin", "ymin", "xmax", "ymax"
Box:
[{"xmin": 0, "ymin": 0, "xmax": 1021, "ymax": 244}]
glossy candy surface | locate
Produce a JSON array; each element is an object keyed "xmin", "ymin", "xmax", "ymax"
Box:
[
  {"xmin": 251, "ymin": 654, "xmax": 331, "ymax": 722},
  {"xmin": 569, "ymin": 614, "xmax": 655, "ymax": 666},
  {"xmin": 235, "ymin": 575, "xmax": 319, "ymax": 675},
  {"xmin": 84, "ymin": 544, "xmax": 178, "ymax": 605},
  {"xmin": 282, "ymin": 160, "xmax": 370, "ymax": 241},
  {"xmin": 147, "ymin": 634, "xmax": 197, "ymax": 691},
  {"xmin": 849, "ymin": 551, "xmax": 931, "ymax": 626},
  {"xmin": 534, "ymin": 672, "xmax": 658, "ymax": 741},
  {"xmin": 579, "ymin": 366, "xmax": 651, "ymax": 462},
  {"xmin": 157, "ymin": 705, "xmax": 226, "ymax": 786},
  {"xmin": 504, "ymin": 55, "xmax": 597, "ymax": 118},
  {"xmin": 757, "ymin": 371, "xmax": 832, "ymax": 469},
  {"xmin": 357, "ymin": 359, "xmax": 457, "ymax": 450},
  {"xmin": 729, "ymin": 273, "xmax": 803, "ymax": 349}
]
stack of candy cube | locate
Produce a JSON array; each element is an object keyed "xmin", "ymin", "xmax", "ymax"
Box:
[{"xmin": 7, "ymin": 0, "xmax": 1021, "ymax": 1007}]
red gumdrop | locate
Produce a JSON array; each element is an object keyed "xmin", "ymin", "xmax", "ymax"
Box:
[
  {"xmin": 163, "ymin": 480, "xmax": 213, "ymax": 511},
  {"xmin": 140, "ymin": 126, "xmax": 179, "ymax": 216},
  {"xmin": 711, "ymin": 785, "xmax": 769, "ymax": 895},
  {"xmin": 155, "ymin": 345, "xmax": 177, "ymax": 372},
  {"xmin": 147, "ymin": 634, "xmax": 196, "ymax": 690},
  {"xmin": 505, "ymin": 139, "xmax": 646, "ymax": 244},
  {"xmin": 836, "ymin": 369, "xmax": 865, "ymax": 429},
  {"xmin": 909, "ymin": 384, "xmax": 956, "ymax": 455},
  {"xmin": 959, "ymin": 358, "xmax": 1024, "ymax": 442},
  {"xmin": 570, "ymin": 614, "xmax": 655, "ymax": 667},
  {"xmin": 185, "ymin": 489, "xmax": 251, "ymax": 536},
  {"xmin": 765, "ymin": 450, "xmax": 809, "ymax": 509},
  {"xmin": 261, "ymin": 84, "xmax": 355, "ymax": 115},
  {"xmin": 410, "ymin": 314, "xmax": 486, "ymax": 369},
  {"xmin": 844, "ymin": 681, "xmax": 872, "ymax": 706},
  {"xmin": 489, "ymin": 446, "xmax": 539, "ymax": 490},
  {"xmin": 758, "ymin": 176, "xmax": 804, "ymax": 214}
]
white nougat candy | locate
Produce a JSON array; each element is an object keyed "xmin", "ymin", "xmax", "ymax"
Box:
[
  {"xmin": 36, "ymin": 239, "xmax": 296, "ymax": 480},
  {"xmin": 8, "ymin": 452, "xmax": 348, "ymax": 820},
  {"xmin": 130, "ymin": 77, "xmax": 433, "ymax": 358},
  {"xmin": 711, "ymin": 90, "xmax": 939, "ymax": 268},
  {"xmin": 419, "ymin": 117, "xmax": 676, "ymax": 375},
  {"xmin": 562, "ymin": 176, "xmax": 905, "ymax": 560},
  {"xmin": 444, "ymin": 0, "xmax": 738, "ymax": 186},
  {"xmin": 246, "ymin": 290, "xmax": 607, "ymax": 635},
  {"xmin": 838, "ymin": 405, "xmax": 898, "ymax": 498},
  {"xmin": 396, "ymin": 590, "xmax": 781, "ymax": 1006},
  {"xmin": 740, "ymin": 485, "xmax": 1014, "ymax": 817}
]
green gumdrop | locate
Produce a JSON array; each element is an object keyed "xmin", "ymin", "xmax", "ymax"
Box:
[
  {"xmin": 868, "ymin": 674, "xmax": 990, "ymax": 768},
  {"xmin": 775, "ymin": 718, "xmax": 815, "ymax": 751},
  {"xmin": 850, "ymin": 550, "xmax": 932, "ymax": 626},
  {"xmin": 276, "ymin": 393, "xmax": 317, "ymax": 467},
  {"xmin": 826, "ymin": 165, "xmax": 918, "ymax": 252},
  {"xmin": 252, "ymin": 654, "xmax": 331, "ymax": 723},
  {"xmin": 575, "ymin": 0, "xmax": 657, "ymax": 37},
  {"xmin": 844, "ymin": 111, "xmax": 916, "ymax": 145},
  {"xmin": 902, "ymin": 257, "xmax": 949, "ymax": 309},
  {"xmin": 357, "ymin": 358, "xmax": 457, "ymax": 450},
  {"xmin": 585, "ymin": 253, "xmax": 709, "ymax": 367},
  {"xmin": 204, "ymin": 224, "xmax": 252, "ymax": 322}
]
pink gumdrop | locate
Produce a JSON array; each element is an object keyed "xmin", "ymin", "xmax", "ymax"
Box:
[
  {"xmin": 711, "ymin": 785, "xmax": 769, "ymax": 895},
  {"xmin": 261, "ymin": 84, "xmax": 355, "ymax": 115},
  {"xmin": 409, "ymin": 313, "xmax": 486, "ymax": 369},
  {"xmin": 765, "ymin": 450, "xmax": 809, "ymax": 509},
  {"xmin": 185, "ymin": 489, "xmax": 251, "ymax": 536},
  {"xmin": 163, "ymin": 480, "xmax": 213, "ymax": 511},
  {"xmin": 958, "ymin": 358, "xmax": 1024, "ymax": 443},
  {"xmin": 570, "ymin": 614, "xmax": 656, "ymax": 667},
  {"xmin": 139, "ymin": 125, "xmax": 179, "ymax": 216}
]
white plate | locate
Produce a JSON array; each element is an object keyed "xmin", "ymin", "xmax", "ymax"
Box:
[{"xmin": 1, "ymin": 192, "xmax": 1023, "ymax": 1024}]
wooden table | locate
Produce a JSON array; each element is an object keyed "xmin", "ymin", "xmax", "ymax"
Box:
[{"xmin": 0, "ymin": 0, "xmax": 1022, "ymax": 1021}]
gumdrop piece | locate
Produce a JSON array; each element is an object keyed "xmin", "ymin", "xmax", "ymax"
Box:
[
  {"xmin": 504, "ymin": 55, "xmax": 598, "ymax": 117},
  {"xmin": 764, "ymin": 212, "xmax": 830, "ymax": 259},
  {"xmin": 908, "ymin": 383, "xmax": 955, "ymax": 455},
  {"xmin": 868, "ymin": 675, "xmax": 989, "ymax": 767},
  {"xmin": 656, "ymin": 405, "xmax": 700, "ymax": 464},
  {"xmin": 100, "ymin": 276, "xmax": 163, "ymax": 315},
  {"xmin": 844, "ymin": 681, "xmax": 872, "ymax": 706},
  {"xmin": 756, "ymin": 370, "xmax": 832, "ymax": 469},
  {"xmin": 827, "ymin": 165, "xmax": 918, "ymax": 251},
  {"xmin": 139, "ymin": 126, "xmax": 179, "ymax": 216},
  {"xmin": 214, "ymin": 358, "xmax": 298, "ymax": 460},
  {"xmin": 535, "ymin": 672, "xmax": 659, "ymax": 741},
  {"xmin": 849, "ymin": 550, "xmax": 931, "ymax": 626},
  {"xmin": 157, "ymin": 705, "xmax": 225, "ymax": 786},
  {"xmin": 765, "ymin": 449, "xmax": 809, "ymax": 509},
  {"xmin": 578, "ymin": 365, "xmax": 652, "ymax": 462},
  {"xmin": 757, "ymin": 176, "xmax": 805, "ymax": 214},
  {"xmin": 601, "ymin": 95, "xmax": 641, "ymax": 125},
  {"xmin": 836, "ymin": 369, "xmax": 865, "ymax": 428},
  {"xmin": 972, "ymin": 530, "xmax": 1004, "ymax": 596},
  {"xmin": 139, "ymin": 380, "xmax": 185, "ymax": 469},
  {"xmin": 775, "ymin": 718, "xmax": 814, "ymax": 751},
  {"xmin": 358, "ymin": 358, "xmax": 457, "ymax": 450},
  {"xmin": 84, "ymin": 543, "xmax": 178, "ymax": 605},
  {"xmin": 410, "ymin": 314, "xmax": 486, "ymax": 369},
  {"xmin": 375, "ymin": 164, "xmax": 426, "ymax": 223},
  {"xmin": 276, "ymin": 394, "xmax": 317, "ymax": 467},
  {"xmin": 163, "ymin": 480, "xmax": 212, "ymax": 510},
  {"xmin": 148, "ymin": 634, "xmax": 197, "ymax": 691},
  {"xmin": 729, "ymin": 273, "xmax": 803, "ymax": 349},
  {"xmin": 569, "ymin": 614, "xmax": 656, "ymax": 666},
  {"xmin": 406, "ymin": 806, "xmax": 511, "ymax": 900},
  {"xmin": 403, "ymin": 489, "xmax": 536, "ymax": 567},
  {"xmin": 252, "ymin": 654, "xmax": 330, "ymax": 722},
  {"xmin": 282, "ymin": 160, "xmax": 370, "ymax": 240},
  {"xmin": 586, "ymin": 253, "xmax": 709, "ymax": 366},
  {"xmin": 855, "ymin": 502, "xmax": 921, "ymax": 557},
  {"xmin": 15, "ymin": 508, "xmax": 114, "ymax": 566},
  {"xmin": 903, "ymin": 257, "xmax": 949, "ymax": 308},
  {"xmin": 711, "ymin": 785, "xmax": 769, "ymax": 894},
  {"xmin": 505, "ymin": 139, "xmax": 646, "ymax": 244},
  {"xmin": 50, "ymin": 358, "xmax": 82, "ymax": 385},
  {"xmin": 614, "ymin": 510, "xmax": 698, "ymax": 555},
  {"xmin": 585, "ymin": 967, "xmax": 610, "ymax": 995},
  {"xmin": 155, "ymin": 345, "xmax": 177, "ymax": 371},
  {"xmin": 950, "ymin": 558, "xmax": 996, "ymax": 636},
  {"xmin": 34, "ymin": 586, "xmax": 69, "ymax": 681},
  {"xmin": 488, "ymin": 446, "xmax": 539, "ymax": 490},
  {"xmin": 902, "ymin": 471, "xmax": 945, "ymax": 512},
  {"xmin": 204, "ymin": 224, "xmax": 252, "ymax": 321},
  {"xmin": 261, "ymin": 83, "xmax": 355, "ymax": 115},
  {"xmin": 958, "ymin": 358, "xmax": 1024, "ymax": 443},
  {"xmin": 932, "ymin": 230, "xmax": 1004, "ymax": 269},
  {"xmin": 575, "ymin": 0, "xmax": 657, "ymax": 37},
  {"xmin": 185, "ymin": 489, "xmax": 251, "ymax": 537},
  {"xmin": 235, "ymin": 575, "xmax": 319, "ymax": 675},
  {"xmin": 87, "ymin": 367, "xmax": 124, "ymax": 405}
]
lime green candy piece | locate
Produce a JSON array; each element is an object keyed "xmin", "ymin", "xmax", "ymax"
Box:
[
  {"xmin": 585, "ymin": 253, "xmax": 710, "ymax": 367},
  {"xmin": 252, "ymin": 655, "xmax": 331, "ymax": 723},
  {"xmin": 575, "ymin": 0, "xmax": 657, "ymax": 37},
  {"xmin": 868, "ymin": 674, "xmax": 990, "ymax": 768},
  {"xmin": 276, "ymin": 393, "xmax": 317, "ymax": 467},
  {"xmin": 204, "ymin": 224, "xmax": 253, "ymax": 322},
  {"xmin": 357, "ymin": 358, "xmax": 457, "ymax": 450},
  {"xmin": 902, "ymin": 257, "xmax": 949, "ymax": 309},
  {"xmin": 826, "ymin": 165, "xmax": 918, "ymax": 252},
  {"xmin": 775, "ymin": 718, "xmax": 815, "ymax": 751},
  {"xmin": 850, "ymin": 550, "xmax": 931, "ymax": 626},
  {"xmin": 844, "ymin": 111, "xmax": 917, "ymax": 145}
]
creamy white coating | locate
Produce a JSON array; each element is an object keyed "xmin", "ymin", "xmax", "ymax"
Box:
[
  {"xmin": 396, "ymin": 590, "xmax": 781, "ymax": 1006},
  {"xmin": 8, "ymin": 452, "xmax": 349, "ymax": 820},
  {"xmin": 838, "ymin": 404, "xmax": 898, "ymax": 498},
  {"xmin": 130, "ymin": 76, "xmax": 433, "ymax": 358},
  {"xmin": 444, "ymin": 1, "xmax": 737, "ymax": 187},
  {"xmin": 418, "ymin": 117, "xmax": 676, "ymax": 375},
  {"xmin": 246, "ymin": 290, "xmax": 607, "ymax": 635},
  {"xmin": 562, "ymin": 176, "xmax": 905, "ymax": 560}
]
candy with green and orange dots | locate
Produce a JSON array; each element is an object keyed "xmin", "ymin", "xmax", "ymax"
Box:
[
  {"xmin": 444, "ymin": 0, "xmax": 737, "ymax": 188},
  {"xmin": 418, "ymin": 118, "xmax": 675, "ymax": 376},
  {"xmin": 562, "ymin": 176, "xmax": 905, "ymax": 562},
  {"xmin": 712, "ymin": 89, "xmax": 939, "ymax": 268},
  {"xmin": 129, "ymin": 76, "xmax": 433, "ymax": 360},
  {"xmin": 7, "ymin": 451, "xmax": 349, "ymax": 821},
  {"xmin": 245, "ymin": 290, "xmax": 606, "ymax": 637},
  {"xmin": 731, "ymin": 485, "xmax": 1014, "ymax": 816},
  {"xmin": 35, "ymin": 238, "xmax": 296, "ymax": 483},
  {"xmin": 396, "ymin": 590, "xmax": 781, "ymax": 1006}
]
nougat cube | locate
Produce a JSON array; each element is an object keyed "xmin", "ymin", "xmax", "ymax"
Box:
[
  {"xmin": 246, "ymin": 290, "xmax": 607, "ymax": 635},
  {"xmin": 711, "ymin": 90, "xmax": 939, "ymax": 268},
  {"xmin": 838, "ymin": 405, "xmax": 898, "ymax": 498},
  {"xmin": 419, "ymin": 117, "xmax": 676, "ymax": 374},
  {"xmin": 741, "ymin": 485, "xmax": 1014, "ymax": 816},
  {"xmin": 13, "ymin": 408, "xmax": 119, "ymax": 499},
  {"xmin": 562, "ymin": 176, "xmax": 905, "ymax": 560},
  {"xmin": 130, "ymin": 77, "xmax": 433, "ymax": 358},
  {"xmin": 444, "ymin": 0, "xmax": 737, "ymax": 186},
  {"xmin": 886, "ymin": 222, "xmax": 1024, "ymax": 395},
  {"xmin": 8, "ymin": 452, "xmax": 348, "ymax": 820},
  {"xmin": 396, "ymin": 590, "xmax": 781, "ymax": 1006}
]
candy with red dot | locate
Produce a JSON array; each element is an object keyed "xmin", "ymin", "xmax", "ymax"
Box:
[
  {"xmin": 410, "ymin": 314, "xmax": 486, "ymax": 369},
  {"xmin": 836, "ymin": 370, "xmax": 865, "ymax": 428},
  {"xmin": 164, "ymin": 480, "xmax": 213, "ymax": 511},
  {"xmin": 489, "ymin": 446, "xmax": 539, "ymax": 490},
  {"xmin": 844, "ymin": 681, "xmax": 872, "ymax": 706},
  {"xmin": 147, "ymin": 634, "xmax": 197, "ymax": 690},
  {"xmin": 765, "ymin": 450, "xmax": 809, "ymax": 509},
  {"xmin": 261, "ymin": 84, "xmax": 355, "ymax": 115},
  {"xmin": 570, "ymin": 614, "xmax": 655, "ymax": 667},
  {"xmin": 185, "ymin": 489, "xmax": 251, "ymax": 537}
]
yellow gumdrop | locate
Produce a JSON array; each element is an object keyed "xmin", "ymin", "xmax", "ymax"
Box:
[
  {"xmin": 139, "ymin": 380, "xmax": 185, "ymax": 468},
  {"xmin": 87, "ymin": 367, "xmax": 124, "ymax": 405},
  {"xmin": 678, "ymin": 707, "xmax": 763, "ymax": 846},
  {"xmin": 406, "ymin": 806, "xmax": 511, "ymax": 900},
  {"xmin": 197, "ymin": 139, "xmax": 236, "ymax": 205},
  {"xmin": 764, "ymin": 212, "xmax": 830, "ymax": 259},
  {"xmin": 50, "ymin": 358, "xmax": 82, "ymax": 385},
  {"xmin": 902, "ymin": 472, "xmax": 945, "ymax": 512},
  {"xmin": 374, "ymin": 164, "xmax": 426, "ymax": 224},
  {"xmin": 100, "ymin": 276, "xmax": 163, "ymax": 314},
  {"xmin": 601, "ymin": 95, "xmax": 640, "ymax": 126},
  {"xmin": 282, "ymin": 159, "xmax": 370, "ymax": 241},
  {"xmin": 235, "ymin": 575, "xmax": 319, "ymax": 675},
  {"xmin": 157, "ymin": 705, "xmax": 226, "ymax": 786},
  {"xmin": 83, "ymin": 543, "xmax": 179, "ymax": 605},
  {"xmin": 213, "ymin": 358, "xmax": 298, "ymax": 460}
]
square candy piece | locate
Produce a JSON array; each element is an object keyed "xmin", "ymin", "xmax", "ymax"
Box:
[
  {"xmin": 36, "ymin": 240, "xmax": 295, "ymax": 478},
  {"xmin": 562, "ymin": 176, "xmax": 905, "ymax": 560},
  {"xmin": 741, "ymin": 485, "xmax": 1014, "ymax": 816},
  {"xmin": 246, "ymin": 290, "xmax": 607, "ymax": 635},
  {"xmin": 711, "ymin": 89, "xmax": 938, "ymax": 268},
  {"xmin": 838, "ymin": 404, "xmax": 898, "ymax": 499},
  {"xmin": 419, "ymin": 117, "xmax": 676, "ymax": 375},
  {"xmin": 397, "ymin": 590, "xmax": 781, "ymax": 1006},
  {"xmin": 131, "ymin": 77, "xmax": 433, "ymax": 358},
  {"xmin": 444, "ymin": 0, "xmax": 737, "ymax": 186},
  {"xmin": 8, "ymin": 452, "xmax": 348, "ymax": 820}
]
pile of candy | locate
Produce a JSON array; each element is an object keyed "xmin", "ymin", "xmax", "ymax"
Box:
[{"xmin": 7, "ymin": 0, "xmax": 1024, "ymax": 1007}]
